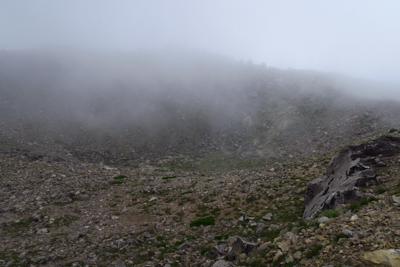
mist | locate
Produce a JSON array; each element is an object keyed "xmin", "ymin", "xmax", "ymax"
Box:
[
  {"xmin": 1, "ymin": 47, "xmax": 400, "ymax": 171},
  {"xmin": 2, "ymin": 1, "xmax": 400, "ymax": 87},
  {"xmin": 2, "ymin": 2, "xmax": 400, "ymax": 169}
]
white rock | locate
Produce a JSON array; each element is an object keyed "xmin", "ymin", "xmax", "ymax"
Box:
[{"xmin": 350, "ymin": 215, "xmax": 358, "ymax": 221}]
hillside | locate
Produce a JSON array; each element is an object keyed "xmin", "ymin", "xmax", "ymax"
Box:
[
  {"xmin": 1, "ymin": 130, "xmax": 400, "ymax": 267},
  {"xmin": 1, "ymin": 49, "xmax": 400, "ymax": 172},
  {"xmin": 1, "ymin": 49, "xmax": 400, "ymax": 267}
]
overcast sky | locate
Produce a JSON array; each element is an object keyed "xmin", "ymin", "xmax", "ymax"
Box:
[{"xmin": 1, "ymin": 1, "xmax": 400, "ymax": 84}]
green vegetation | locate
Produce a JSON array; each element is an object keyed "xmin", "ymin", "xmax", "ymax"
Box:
[
  {"xmin": 244, "ymin": 258, "xmax": 265, "ymax": 267},
  {"xmin": 114, "ymin": 175, "xmax": 127, "ymax": 180},
  {"xmin": 53, "ymin": 215, "xmax": 79, "ymax": 227},
  {"xmin": 305, "ymin": 245, "xmax": 323, "ymax": 258},
  {"xmin": 259, "ymin": 229, "xmax": 281, "ymax": 241},
  {"xmin": 162, "ymin": 176, "xmax": 177, "ymax": 180},
  {"xmin": 333, "ymin": 232, "xmax": 349, "ymax": 242},
  {"xmin": 109, "ymin": 180, "xmax": 124, "ymax": 185},
  {"xmin": 315, "ymin": 209, "xmax": 338, "ymax": 218},
  {"xmin": 1, "ymin": 219, "xmax": 33, "ymax": 234},
  {"xmin": 377, "ymin": 187, "xmax": 388, "ymax": 194},
  {"xmin": 189, "ymin": 216, "xmax": 215, "ymax": 227},
  {"xmin": 347, "ymin": 197, "xmax": 378, "ymax": 212},
  {"xmin": 200, "ymin": 248, "xmax": 211, "ymax": 255},
  {"xmin": 173, "ymin": 240, "xmax": 185, "ymax": 247}
]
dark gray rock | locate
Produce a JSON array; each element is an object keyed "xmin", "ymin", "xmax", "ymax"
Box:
[
  {"xmin": 302, "ymin": 135, "xmax": 400, "ymax": 219},
  {"xmin": 204, "ymin": 247, "xmax": 221, "ymax": 259},
  {"xmin": 226, "ymin": 236, "xmax": 256, "ymax": 261},
  {"xmin": 32, "ymin": 214, "xmax": 44, "ymax": 222},
  {"xmin": 227, "ymin": 236, "xmax": 246, "ymax": 261},
  {"xmin": 177, "ymin": 240, "xmax": 192, "ymax": 250},
  {"xmin": 256, "ymin": 223, "xmax": 265, "ymax": 235}
]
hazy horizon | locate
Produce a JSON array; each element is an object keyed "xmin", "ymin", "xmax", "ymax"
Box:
[{"xmin": 2, "ymin": 1, "xmax": 400, "ymax": 86}]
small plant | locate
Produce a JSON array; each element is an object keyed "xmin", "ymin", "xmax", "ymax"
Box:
[
  {"xmin": 347, "ymin": 197, "xmax": 378, "ymax": 212},
  {"xmin": 189, "ymin": 216, "xmax": 215, "ymax": 227},
  {"xmin": 109, "ymin": 181, "xmax": 124, "ymax": 185},
  {"xmin": 391, "ymin": 190, "xmax": 400, "ymax": 196},
  {"xmin": 377, "ymin": 188, "xmax": 388, "ymax": 194},
  {"xmin": 114, "ymin": 175, "xmax": 127, "ymax": 180},
  {"xmin": 389, "ymin": 128, "xmax": 398, "ymax": 133},
  {"xmin": 211, "ymin": 207, "xmax": 221, "ymax": 217},
  {"xmin": 173, "ymin": 240, "xmax": 185, "ymax": 247},
  {"xmin": 259, "ymin": 229, "xmax": 281, "ymax": 241},
  {"xmin": 245, "ymin": 258, "xmax": 265, "ymax": 267},
  {"xmin": 315, "ymin": 209, "xmax": 338, "ymax": 218},
  {"xmin": 333, "ymin": 232, "xmax": 348, "ymax": 242},
  {"xmin": 164, "ymin": 208, "xmax": 171, "ymax": 215},
  {"xmin": 305, "ymin": 245, "xmax": 323, "ymax": 258},
  {"xmin": 177, "ymin": 211, "xmax": 185, "ymax": 221},
  {"xmin": 162, "ymin": 176, "xmax": 177, "ymax": 180}
]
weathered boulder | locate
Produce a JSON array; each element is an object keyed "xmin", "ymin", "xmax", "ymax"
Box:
[
  {"xmin": 302, "ymin": 135, "xmax": 400, "ymax": 219},
  {"xmin": 226, "ymin": 236, "xmax": 256, "ymax": 261},
  {"xmin": 363, "ymin": 249, "xmax": 400, "ymax": 266}
]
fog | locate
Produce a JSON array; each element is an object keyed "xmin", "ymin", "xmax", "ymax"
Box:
[
  {"xmin": 2, "ymin": 2, "xmax": 400, "ymax": 168},
  {"xmin": 2, "ymin": 1, "xmax": 400, "ymax": 88},
  {"xmin": 1, "ymin": 47, "xmax": 400, "ymax": 170}
]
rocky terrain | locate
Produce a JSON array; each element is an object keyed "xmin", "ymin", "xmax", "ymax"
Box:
[
  {"xmin": 2, "ymin": 49, "xmax": 400, "ymax": 267},
  {"xmin": 2, "ymin": 129, "xmax": 400, "ymax": 267}
]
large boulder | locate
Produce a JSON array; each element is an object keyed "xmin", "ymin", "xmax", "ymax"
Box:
[
  {"xmin": 363, "ymin": 249, "xmax": 400, "ymax": 266},
  {"xmin": 302, "ymin": 135, "xmax": 400, "ymax": 219}
]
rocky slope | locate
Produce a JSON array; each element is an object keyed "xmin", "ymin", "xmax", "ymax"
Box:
[
  {"xmin": 1, "ymin": 49, "xmax": 400, "ymax": 172},
  {"xmin": 2, "ymin": 130, "xmax": 400, "ymax": 267},
  {"xmin": 2, "ymin": 49, "xmax": 400, "ymax": 267}
]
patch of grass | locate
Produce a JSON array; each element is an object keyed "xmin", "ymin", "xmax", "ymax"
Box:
[
  {"xmin": 392, "ymin": 190, "xmax": 400, "ymax": 196},
  {"xmin": 109, "ymin": 181, "xmax": 124, "ymax": 185},
  {"xmin": 377, "ymin": 187, "xmax": 388, "ymax": 194},
  {"xmin": 315, "ymin": 209, "xmax": 338, "ymax": 218},
  {"xmin": 177, "ymin": 211, "xmax": 185, "ymax": 221},
  {"xmin": 305, "ymin": 245, "xmax": 323, "ymax": 258},
  {"xmin": 244, "ymin": 258, "xmax": 265, "ymax": 267},
  {"xmin": 259, "ymin": 229, "xmax": 281, "ymax": 241},
  {"xmin": 114, "ymin": 175, "xmax": 127, "ymax": 180},
  {"xmin": 347, "ymin": 197, "xmax": 378, "ymax": 212},
  {"xmin": 1, "ymin": 218, "xmax": 33, "ymax": 233},
  {"xmin": 200, "ymin": 248, "xmax": 211, "ymax": 255},
  {"xmin": 173, "ymin": 240, "xmax": 185, "ymax": 247},
  {"xmin": 189, "ymin": 216, "xmax": 215, "ymax": 227},
  {"xmin": 214, "ymin": 234, "xmax": 229, "ymax": 240},
  {"xmin": 278, "ymin": 212, "xmax": 300, "ymax": 223},
  {"xmin": 333, "ymin": 232, "xmax": 349, "ymax": 242},
  {"xmin": 52, "ymin": 215, "xmax": 79, "ymax": 227},
  {"xmin": 164, "ymin": 208, "xmax": 171, "ymax": 215},
  {"xmin": 211, "ymin": 207, "xmax": 221, "ymax": 217},
  {"xmin": 162, "ymin": 176, "xmax": 177, "ymax": 180}
]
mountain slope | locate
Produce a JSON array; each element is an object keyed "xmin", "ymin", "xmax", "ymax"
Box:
[{"xmin": 0, "ymin": 49, "xmax": 400, "ymax": 171}]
